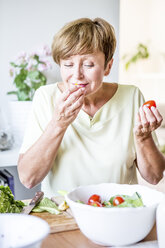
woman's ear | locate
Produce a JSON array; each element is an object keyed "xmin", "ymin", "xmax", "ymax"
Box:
[{"xmin": 104, "ymin": 58, "xmax": 113, "ymax": 76}]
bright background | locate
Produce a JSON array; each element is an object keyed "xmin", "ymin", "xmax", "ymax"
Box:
[
  {"xmin": 0, "ymin": 0, "xmax": 165, "ymax": 198},
  {"xmin": 119, "ymin": 0, "xmax": 165, "ymax": 104}
]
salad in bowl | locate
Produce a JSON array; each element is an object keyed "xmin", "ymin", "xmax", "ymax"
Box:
[{"xmin": 65, "ymin": 183, "xmax": 165, "ymax": 246}]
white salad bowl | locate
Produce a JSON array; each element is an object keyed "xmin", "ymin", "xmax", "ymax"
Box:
[
  {"xmin": 65, "ymin": 183, "xmax": 165, "ymax": 247},
  {"xmin": 0, "ymin": 214, "xmax": 50, "ymax": 248}
]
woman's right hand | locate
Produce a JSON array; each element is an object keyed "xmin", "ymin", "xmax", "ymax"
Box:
[{"xmin": 52, "ymin": 85, "xmax": 86, "ymax": 129}]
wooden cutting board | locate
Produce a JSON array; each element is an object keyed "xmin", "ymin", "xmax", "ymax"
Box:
[{"xmin": 30, "ymin": 196, "xmax": 79, "ymax": 234}]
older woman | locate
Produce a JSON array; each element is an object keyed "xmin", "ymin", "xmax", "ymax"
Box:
[{"xmin": 18, "ymin": 18, "xmax": 165, "ymax": 197}]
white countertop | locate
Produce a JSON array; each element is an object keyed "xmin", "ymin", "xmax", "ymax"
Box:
[{"xmin": 0, "ymin": 146, "xmax": 20, "ymax": 167}]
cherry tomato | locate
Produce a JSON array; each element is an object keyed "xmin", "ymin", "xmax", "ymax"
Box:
[
  {"xmin": 88, "ymin": 201, "xmax": 102, "ymax": 207},
  {"xmin": 113, "ymin": 196, "xmax": 124, "ymax": 206},
  {"xmin": 88, "ymin": 194, "xmax": 101, "ymax": 204},
  {"xmin": 143, "ymin": 100, "xmax": 156, "ymax": 109}
]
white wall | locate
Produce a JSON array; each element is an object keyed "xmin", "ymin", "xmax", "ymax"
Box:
[
  {"xmin": 119, "ymin": 0, "xmax": 165, "ymax": 104},
  {"xmin": 0, "ymin": 0, "xmax": 119, "ymax": 100}
]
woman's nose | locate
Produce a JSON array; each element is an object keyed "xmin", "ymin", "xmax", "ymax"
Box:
[{"xmin": 73, "ymin": 65, "xmax": 84, "ymax": 79}]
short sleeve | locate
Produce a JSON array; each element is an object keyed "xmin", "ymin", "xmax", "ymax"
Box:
[{"xmin": 19, "ymin": 88, "xmax": 48, "ymax": 154}]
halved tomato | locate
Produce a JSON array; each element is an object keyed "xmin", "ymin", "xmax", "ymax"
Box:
[
  {"xmin": 88, "ymin": 194, "xmax": 101, "ymax": 204},
  {"xmin": 113, "ymin": 196, "xmax": 124, "ymax": 206},
  {"xmin": 143, "ymin": 100, "xmax": 156, "ymax": 109}
]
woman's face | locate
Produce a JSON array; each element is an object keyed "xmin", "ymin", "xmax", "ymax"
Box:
[{"xmin": 60, "ymin": 51, "xmax": 111, "ymax": 96}]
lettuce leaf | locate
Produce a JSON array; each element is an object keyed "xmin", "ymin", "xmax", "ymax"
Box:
[
  {"xmin": 32, "ymin": 197, "xmax": 61, "ymax": 214},
  {"xmin": 109, "ymin": 192, "xmax": 144, "ymax": 208},
  {"xmin": 0, "ymin": 185, "xmax": 25, "ymax": 213}
]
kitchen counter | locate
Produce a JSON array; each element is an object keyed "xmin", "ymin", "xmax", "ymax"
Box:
[
  {"xmin": 29, "ymin": 196, "xmax": 159, "ymax": 248},
  {"xmin": 41, "ymin": 223, "xmax": 158, "ymax": 248}
]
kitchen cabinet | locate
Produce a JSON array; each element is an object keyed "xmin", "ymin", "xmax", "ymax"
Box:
[{"xmin": 0, "ymin": 146, "xmax": 40, "ymax": 200}]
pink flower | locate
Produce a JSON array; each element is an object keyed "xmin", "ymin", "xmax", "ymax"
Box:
[
  {"xmin": 17, "ymin": 51, "xmax": 27, "ymax": 59},
  {"xmin": 14, "ymin": 51, "xmax": 28, "ymax": 66},
  {"xmin": 37, "ymin": 45, "xmax": 51, "ymax": 57},
  {"xmin": 38, "ymin": 63, "xmax": 47, "ymax": 72},
  {"xmin": 27, "ymin": 63, "xmax": 33, "ymax": 71},
  {"xmin": 44, "ymin": 60, "xmax": 52, "ymax": 70},
  {"xmin": 43, "ymin": 45, "xmax": 52, "ymax": 56},
  {"xmin": 38, "ymin": 59, "xmax": 52, "ymax": 71}
]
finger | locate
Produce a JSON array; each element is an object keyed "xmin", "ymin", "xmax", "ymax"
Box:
[
  {"xmin": 70, "ymin": 94, "xmax": 84, "ymax": 112},
  {"xmin": 65, "ymin": 94, "xmax": 84, "ymax": 116},
  {"xmin": 136, "ymin": 112, "xmax": 142, "ymax": 126},
  {"xmin": 135, "ymin": 112, "xmax": 142, "ymax": 128},
  {"xmin": 61, "ymin": 89, "xmax": 72, "ymax": 101},
  {"xmin": 143, "ymin": 105, "xmax": 157, "ymax": 130},
  {"xmin": 61, "ymin": 85, "xmax": 80, "ymax": 101},
  {"xmin": 66, "ymin": 107, "xmax": 82, "ymax": 122},
  {"xmin": 139, "ymin": 107, "xmax": 149, "ymax": 131},
  {"xmin": 65, "ymin": 87, "xmax": 85, "ymax": 106},
  {"xmin": 151, "ymin": 106, "xmax": 163, "ymax": 126}
]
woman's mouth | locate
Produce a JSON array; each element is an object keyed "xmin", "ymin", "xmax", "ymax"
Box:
[{"xmin": 72, "ymin": 83, "xmax": 88, "ymax": 87}]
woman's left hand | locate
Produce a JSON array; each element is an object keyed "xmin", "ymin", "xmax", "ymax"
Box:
[{"xmin": 134, "ymin": 105, "xmax": 163, "ymax": 140}]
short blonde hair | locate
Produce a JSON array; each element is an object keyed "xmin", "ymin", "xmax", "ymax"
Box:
[{"xmin": 52, "ymin": 17, "xmax": 116, "ymax": 68}]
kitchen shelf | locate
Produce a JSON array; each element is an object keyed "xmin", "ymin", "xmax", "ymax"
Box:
[{"xmin": 0, "ymin": 146, "xmax": 20, "ymax": 167}]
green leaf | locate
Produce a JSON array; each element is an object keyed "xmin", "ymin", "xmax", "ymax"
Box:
[
  {"xmin": 7, "ymin": 91, "xmax": 18, "ymax": 96},
  {"xmin": 10, "ymin": 62, "xmax": 28, "ymax": 69},
  {"xmin": 32, "ymin": 197, "xmax": 61, "ymax": 215},
  {"xmin": 108, "ymin": 192, "xmax": 144, "ymax": 208},
  {"xmin": 17, "ymin": 90, "xmax": 31, "ymax": 101},
  {"xmin": 124, "ymin": 43, "xmax": 149, "ymax": 70},
  {"xmin": 28, "ymin": 70, "xmax": 40, "ymax": 80},
  {"xmin": 9, "ymin": 59, "xmax": 48, "ymax": 100},
  {"xmin": 33, "ymin": 54, "xmax": 40, "ymax": 62},
  {"xmin": 31, "ymin": 81, "xmax": 45, "ymax": 90},
  {"xmin": 10, "ymin": 62, "xmax": 18, "ymax": 67},
  {"xmin": 76, "ymin": 200, "xmax": 85, "ymax": 204},
  {"xmin": 0, "ymin": 185, "xmax": 25, "ymax": 213},
  {"xmin": 14, "ymin": 70, "xmax": 28, "ymax": 88}
]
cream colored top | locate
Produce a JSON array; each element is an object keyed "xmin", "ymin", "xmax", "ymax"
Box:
[{"xmin": 20, "ymin": 83, "xmax": 157, "ymax": 197}]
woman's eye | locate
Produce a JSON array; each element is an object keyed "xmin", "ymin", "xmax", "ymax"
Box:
[
  {"xmin": 64, "ymin": 64, "xmax": 73, "ymax": 67},
  {"xmin": 84, "ymin": 64, "xmax": 94, "ymax": 67}
]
